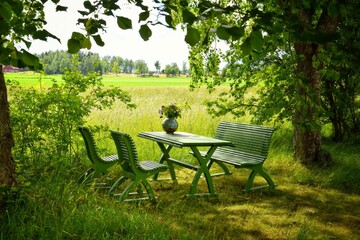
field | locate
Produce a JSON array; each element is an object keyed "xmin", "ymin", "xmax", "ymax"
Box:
[
  {"xmin": 4, "ymin": 72, "xmax": 191, "ymax": 87},
  {"xmin": 2, "ymin": 72, "xmax": 360, "ymax": 239}
]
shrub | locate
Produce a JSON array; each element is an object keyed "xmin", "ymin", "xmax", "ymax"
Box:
[{"xmin": 8, "ymin": 55, "xmax": 135, "ymax": 175}]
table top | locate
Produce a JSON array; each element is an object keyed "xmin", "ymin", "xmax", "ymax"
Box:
[{"xmin": 138, "ymin": 131, "xmax": 234, "ymax": 148}]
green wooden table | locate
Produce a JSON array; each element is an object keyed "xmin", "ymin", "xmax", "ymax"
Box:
[{"xmin": 138, "ymin": 131, "xmax": 234, "ymax": 197}]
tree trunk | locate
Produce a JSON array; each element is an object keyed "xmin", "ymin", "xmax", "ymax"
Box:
[
  {"xmin": 0, "ymin": 65, "xmax": 17, "ymax": 200},
  {"xmin": 293, "ymin": 41, "xmax": 322, "ymax": 165},
  {"xmin": 291, "ymin": 3, "xmax": 340, "ymax": 166}
]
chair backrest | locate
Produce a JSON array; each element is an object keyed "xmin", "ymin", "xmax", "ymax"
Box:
[
  {"xmin": 110, "ymin": 130, "xmax": 141, "ymax": 173},
  {"xmin": 78, "ymin": 125, "xmax": 102, "ymax": 164},
  {"xmin": 214, "ymin": 121, "xmax": 275, "ymax": 158}
]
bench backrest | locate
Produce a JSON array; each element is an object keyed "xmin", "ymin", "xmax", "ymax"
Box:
[{"xmin": 214, "ymin": 121, "xmax": 274, "ymax": 158}]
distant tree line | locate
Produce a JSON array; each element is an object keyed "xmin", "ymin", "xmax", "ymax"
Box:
[{"xmin": 37, "ymin": 50, "xmax": 189, "ymax": 76}]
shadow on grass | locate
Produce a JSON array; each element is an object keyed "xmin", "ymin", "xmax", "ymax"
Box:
[
  {"xmin": 270, "ymin": 127, "xmax": 360, "ymax": 195},
  {"xmin": 147, "ymin": 165, "xmax": 360, "ymax": 239}
]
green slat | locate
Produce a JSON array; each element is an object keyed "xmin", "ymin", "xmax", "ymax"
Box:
[{"xmin": 214, "ymin": 122, "xmax": 274, "ymax": 162}]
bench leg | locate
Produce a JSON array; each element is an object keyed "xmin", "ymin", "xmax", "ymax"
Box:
[
  {"xmin": 257, "ymin": 167, "xmax": 276, "ymax": 188},
  {"xmin": 245, "ymin": 170, "xmax": 257, "ymax": 192},
  {"xmin": 244, "ymin": 166, "xmax": 276, "ymax": 192},
  {"xmin": 213, "ymin": 161, "xmax": 231, "ymax": 175}
]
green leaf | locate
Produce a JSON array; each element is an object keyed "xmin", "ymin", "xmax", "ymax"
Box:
[
  {"xmin": 139, "ymin": 24, "xmax": 152, "ymax": 41},
  {"xmin": 117, "ymin": 16, "xmax": 132, "ymax": 30},
  {"xmin": 217, "ymin": 26, "xmax": 231, "ymax": 40},
  {"xmin": 182, "ymin": 9, "xmax": 196, "ymax": 25},
  {"xmin": 56, "ymin": 5, "xmax": 68, "ymax": 12},
  {"xmin": 82, "ymin": 37, "xmax": 92, "ymax": 50},
  {"xmin": 93, "ymin": 35, "xmax": 105, "ymax": 46},
  {"xmin": 20, "ymin": 50, "xmax": 41, "ymax": 69},
  {"xmin": 241, "ymin": 38, "xmax": 252, "ymax": 55},
  {"xmin": 33, "ymin": 30, "xmax": 60, "ymax": 42},
  {"xmin": 70, "ymin": 32, "xmax": 86, "ymax": 41},
  {"xmin": 250, "ymin": 30, "xmax": 264, "ymax": 51},
  {"xmin": 51, "ymin": 0, "xmax": 60, "ymax": 4},
  {"xmin": 78, "ymin": 10, "xmax": 89, "ymax": 16},
  {"xmin": 0, "ymin": 47, "xmax": 11, "ymax": 64},
  {"xmin": 325, "ymin": 70, "xmax": 340, "ymax": 81},
  {"xmin": 227, "ymin": 26, "xmax": 244, "ymax": 41},
  {"xmin": 272, "ymin": 22, "xmax": 284, "ymax": 33},
  {"xmin": 185, "ymin": 26, "xmax": 200, "ymax": 46},
  {"xmin": 0, "ymin": 2, "xmax": 13, "ymax": 20},
  {"xmin": 85, "ymin": 18, "xmax": 99, "ymax": 35},
  {"xmin": 139, "ymin": 11, "xmax": 149, "ymax": 22},
  {"xmin": 67, "ymin": 39, "xmax": 81, "ymax": 54},
  {"xmin": 83, "ymin": 1, "xmax": 95, "ymax": 12},
  {"xmin": 23, "ymin": 39, "xmax": 32, "ymax": 49},
  {"xmin": 202, "ymin": 31, "xmax": 209, "ymax": 45},
  {"xmin": 135, "ymin": 0, "xmax": 148, "ymax": 11},
  {"xmin": 165, "ymin": 15, "xmax": 173, "ymax": 27}
]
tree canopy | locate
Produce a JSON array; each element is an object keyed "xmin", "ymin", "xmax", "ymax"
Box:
[
  {"xmin": 164, "ymin": 62, "xmax": 180, "ymax": 77},
  {"xmin": 168, "ymin": 0, "xmax": 358, "ymax": 165}
]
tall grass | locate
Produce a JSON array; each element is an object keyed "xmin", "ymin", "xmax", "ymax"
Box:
[
  {"xmin": 87, "ymin": 86, "xmax": 240, "ymax": 163},
  {"xmin": 1, "ymin": 75, "xmax": 360, "ymax": 240}
]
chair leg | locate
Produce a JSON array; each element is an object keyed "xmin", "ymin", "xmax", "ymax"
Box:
[
  {"xmin": 136, "ymin": 184, "xmax": 144, "ymax": 195},
  {"xmin": 118, "ymin": 179, "xmax": 141, "ymax": 202},
  {"xmin": 141, "ymin": 179, "xmax": 157, "ymax": 202},
  {"xmin": 108, "ymin": 176, "xmax": 127, "ymax": 196}
]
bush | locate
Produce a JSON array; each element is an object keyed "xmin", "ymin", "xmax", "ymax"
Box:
[{"xmin": 8, "ymin": 56, "xmax": 135, "ymax": 179}]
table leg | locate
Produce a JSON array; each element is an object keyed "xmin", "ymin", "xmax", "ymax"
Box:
[
  {"xmin": 188, "ymin": 146, "xmax": 217, "ymax": 196},
  {"xmin": 153, "ymin": 143, "xmax": 177, "ymax": 183}
]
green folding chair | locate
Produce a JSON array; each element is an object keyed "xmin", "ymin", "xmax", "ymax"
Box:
[
  {"xmin": 78, "ymin": 126, "xmax": 118, "ymax": 185},
  {"xmin": 109, "ymin": 130, "xmax": 168, "ymax": 202}
]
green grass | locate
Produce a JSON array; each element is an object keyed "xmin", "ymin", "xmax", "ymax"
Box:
[
  {"xmin": 4, "ymin": 72, "xmax": 191, "ymax": 87},
  {"xmin": 1, "ymin": 73, "xmax": 360, "ymax": 240}
]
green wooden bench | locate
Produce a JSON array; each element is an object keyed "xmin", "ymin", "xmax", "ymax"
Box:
[
  {"xmin": 109, "ymin": 130, "xmax": 168, "ymax": 202},
  {"xmin": 205, "ymin": 121, "xmax": 277, "ymax": 192},
  {"xmin": 78, "ymin": 125, "xmax": 118, "ymax": 185}
]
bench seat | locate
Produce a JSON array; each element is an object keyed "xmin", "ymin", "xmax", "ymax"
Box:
[{"xmin": 209, "ymin": 148, "xmax": 265, "ymax": 166}]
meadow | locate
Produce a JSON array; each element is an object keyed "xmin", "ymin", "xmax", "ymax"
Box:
[
  {"xmin": 2, "ymin": 72, "xmax": 360, "ymax": 239},
  {"xmin": 4, "ymin": 72, "xmax": 191, "ymax": 87}
]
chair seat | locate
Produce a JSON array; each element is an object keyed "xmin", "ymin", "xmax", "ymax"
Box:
[
  {"xmin": 102, "ymin": 154, "xmax": 119, "ymax": 162},
  {"xmin": 139, "ymin": 161, "xmax": 168, "ymax": 173}
]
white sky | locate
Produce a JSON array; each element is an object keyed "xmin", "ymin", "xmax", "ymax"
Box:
[{"xmin": 29, "ymin": 0, "xmax": 189, "ymax": 71}]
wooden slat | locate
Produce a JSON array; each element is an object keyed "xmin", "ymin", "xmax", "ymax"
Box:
[{"xmin": 214, "ymin": 122, "xmax": 274, "ymax": 158}]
